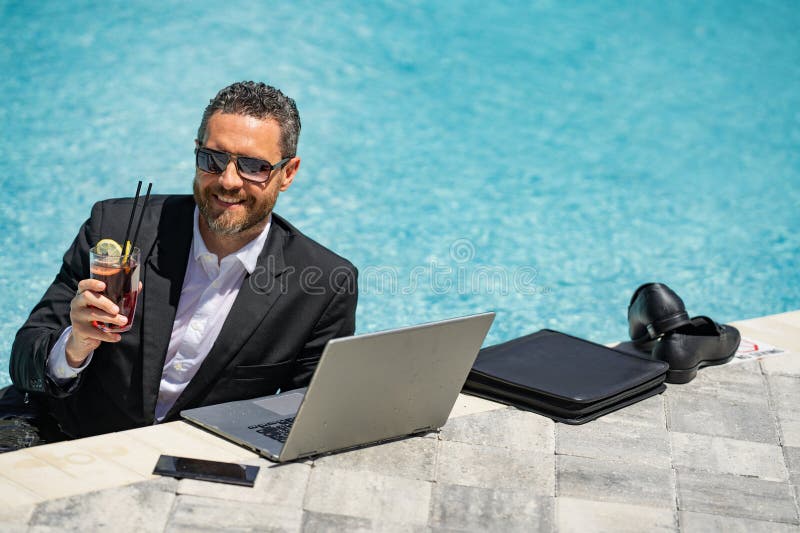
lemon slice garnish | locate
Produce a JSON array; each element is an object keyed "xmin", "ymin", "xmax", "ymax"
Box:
[
  {"xmin": 94, "ymin": 239, "xmax": 132, "ymax": 257},
  {"xmin": 95, "ymin": 238, "xmax": 122, "ymax": 256}
]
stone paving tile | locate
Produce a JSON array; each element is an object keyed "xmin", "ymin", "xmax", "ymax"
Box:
[
  {"xmin": 766, "ymin": 374, "xmax": 800, "ymax": 447},
  {"xmin": 304, "ymin": 466, "xmax": 432, "ymax": 525},
  {"xmin": 365, "ymin": 521, "xmax": 429, "ymax": 532},
  {"xmin": 734, "ymin": 315, "xmax": 800, "ymax": 353},
  {"xmin": 28, "ymin": 477, "xmax": 177, "ymax": 533},
  {"xmin": 303, "ymin": 511, "xmax": 428, "ymax": 532},
  {"xmin": 128, "ymin": 422, "xmax": 256, "ymax": 463},
  {"xmin": 302, "ymin": 511, "xmax": 428, "ymax": 533},
  {"xmin": 596, "ymin": 393, "xmax": 666, "ymax": 428},
  {"xmin": 302, "ymin": 511, "xmax": 373, "ymax": 532},
  {"xmin": 760, "ymin": 352, "xmax": 800, "ymax": 377},
  {"xmin": 556, "ymin": 455, "xmax": 674, "ymax": 509},
  {"xmin": 166, "ymin": 494, "xmax": 302, "ymax": 532},
  {"xmin": 25, "ymin": 439, "xmax": 147, "ymax": 491},
  {"xmin": 436, "ymin": 440, "xmax": 554, "ymax": 494},
  {"xmin": 680, "ymin": 510, "xmax": 800, "ymax": 532},
  {"xmin": 439, "ymin": 406, "xmax": 554, "ymax": 453},
  {"xmin": 0, "ymin": 474, "xmax": 41, "ymax": 506},
  {"xmin": 0, "ymin": 522, "xmax": 28, "ymax": 533},
  {"xmin": 664, "ymin": 360, "xmax": 777, "ymax": 444},
  {"xmin": 669, "ymin": 360, "xmax": 765, "ymax": 400},
  {"xmin": 784, "ymin": 446, "xmax": 800, "ymax": 485},
  {"xmin": 670, "ymin": 432, "xmax": 789, "ymax": 481},
  {"xmin": 82, "ymin": 431, "xmax": 166, "ymax": 478},
  {"xmin": 449, "ymin": 393, "xmax": 507, "ymax": 418},
  {"xmin": 177, "ymin": 460, "xmax": 310, "ymax": 507},
  {"xmin": 429, "ymin": 483, "xmax": 554, "ymax": 532},
  {"xmin": 556, "ymin": 415, "xmax": 670, "ymax": 469},
  {"xmin": 795, "ymin": 485, "xmax": 800, "ymax": 518},
  {"xmin": 0, "ymin": 448, "xmax": 104, "ymax": 501},
  {"xmin": 556, "ymin": 497, "xmax": 676, "ymax": 533},
  {"xmin": 0, "ymin": 503, "xmax": 34, "ymax": 533},
  {"xmin": 313, "ymin": 436, "xmax": 436, "ymax": 481},
  {"xmin": 14, "ymin": 525, "xmax": 55, "ymax": 533},
  {"xmin": 665, "ymin": 389, "xmax": 778, "ymax": 444},
  {"xmin": 676, "ymin": 469, "xmax": 798, "ymax": 524}
]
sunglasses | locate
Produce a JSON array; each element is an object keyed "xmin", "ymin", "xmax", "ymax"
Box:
[{"xmin": 195, "ymin": 146, "xmax": 291, "ymax": 184}]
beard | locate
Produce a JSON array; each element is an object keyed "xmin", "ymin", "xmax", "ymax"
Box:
[{"xmin": 193, "ymin": 177, "xmax": 278, "ymax": 236}]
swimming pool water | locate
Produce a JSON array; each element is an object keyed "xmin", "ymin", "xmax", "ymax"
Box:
[{"xmin": 1, "ymin": 1, "xmax": 799, "ymax": 386}]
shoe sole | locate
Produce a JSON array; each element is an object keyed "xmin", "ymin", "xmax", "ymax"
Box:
[
  {"xmin": 631, "ymin": 311, "xmax": 692, "ymax": 349},
  {"xmin": 665, "ymin": 350, "xmax": 737, "ymax": 384}
]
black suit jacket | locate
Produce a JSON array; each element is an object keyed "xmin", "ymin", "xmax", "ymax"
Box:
[{"xmin": 10, "ymin": 195, "xmax": 358, "ymax": 438}]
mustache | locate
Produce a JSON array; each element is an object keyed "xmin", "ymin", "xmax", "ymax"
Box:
[{"xmin": 205, "ymin": 187, "xmax": 247, "ymax": 202}]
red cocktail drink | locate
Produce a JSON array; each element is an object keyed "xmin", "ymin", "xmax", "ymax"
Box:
[{"xmin": 89, "ymin": 247, "xmax": 141, "ymax": 333}]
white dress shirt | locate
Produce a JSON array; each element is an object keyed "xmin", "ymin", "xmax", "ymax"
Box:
[{"xmin": 48, "ymin": 207, "xmax": 272, "ymax": 422}]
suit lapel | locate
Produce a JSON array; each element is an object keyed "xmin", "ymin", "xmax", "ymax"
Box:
[
  {"xmin": 164, "ymin": 221, "xmax": 290, "ymax": 419},
  {"xmin": 140, "ymin": 198, "xmax": 194, "ymax": 423}
]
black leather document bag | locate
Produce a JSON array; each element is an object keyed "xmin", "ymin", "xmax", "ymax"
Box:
[{"xmin": 463, "ymin": 329, "xmax": 669, "ymax": 424}]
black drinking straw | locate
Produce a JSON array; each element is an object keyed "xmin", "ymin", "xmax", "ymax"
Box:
[
  {"xmin": 121, "ymin": 180, "xmax": 143, "ymax": 261},
  {"xmin": 128, "ymin": 182, "xmax": 152, "ymax": 262}
]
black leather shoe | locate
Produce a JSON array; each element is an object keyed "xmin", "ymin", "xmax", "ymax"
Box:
[
  {"xmin": 653, "ymin": 316, "xmax": 741, "ymax": 384},
  {"xmin": 628, "ymin": 282, "xmax": 691, "ymax": 350}
]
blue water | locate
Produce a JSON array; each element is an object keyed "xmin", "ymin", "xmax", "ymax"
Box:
[{"xmin": 1, "ymin": 1, "xmax": 799, "ymax": 386}]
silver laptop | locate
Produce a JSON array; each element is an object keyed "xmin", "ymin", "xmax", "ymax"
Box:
[{"xmin": 181, "ymin": 312, "xmax": 495, "ymax": 462}]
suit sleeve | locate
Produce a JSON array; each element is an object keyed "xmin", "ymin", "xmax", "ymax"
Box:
[
  {"xmin": 9, "ymin": 202, "xmax": 102, "ymax": 397},
  {"xmin": 281, "ymin": 264, "xmax": 358, "ymax": 391}
]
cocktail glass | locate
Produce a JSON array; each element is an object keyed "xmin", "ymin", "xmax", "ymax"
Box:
[{"xmin": 89, "ymin": 247, "xmax": 141, "ymax": 333}]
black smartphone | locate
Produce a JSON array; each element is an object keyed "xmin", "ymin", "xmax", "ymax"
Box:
[{"xmin": 152, "ymin": 455, "xmax": 259, "ymax": 487}]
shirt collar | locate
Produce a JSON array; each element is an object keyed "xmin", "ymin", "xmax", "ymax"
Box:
[{"xmin": 192, "ymin": 207, "xmax": 272, "ymax": 275}]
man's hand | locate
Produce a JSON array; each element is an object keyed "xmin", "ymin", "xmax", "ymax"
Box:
[{"xmin": 64, "ymin": 279, "xmax": 129, "ymax": 368}]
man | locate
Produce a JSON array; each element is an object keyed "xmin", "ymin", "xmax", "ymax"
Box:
[{"xmin": 8, "ymin": 81, "xmax": 358, "ymax": 439}]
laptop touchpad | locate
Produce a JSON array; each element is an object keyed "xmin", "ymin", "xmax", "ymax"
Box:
[{"xmin": 253, "ymin": 392, "xmax": 304, "ymax": 416}]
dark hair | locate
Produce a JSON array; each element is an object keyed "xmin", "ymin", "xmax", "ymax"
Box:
[{"xmin": 197, "ymin": 81, "xmax": 301, "ymax": 158}]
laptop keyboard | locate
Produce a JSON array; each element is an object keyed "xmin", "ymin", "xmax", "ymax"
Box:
[{"xmin": 252, "ymin": 417, "xmax": 295, "ymax": 442}]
